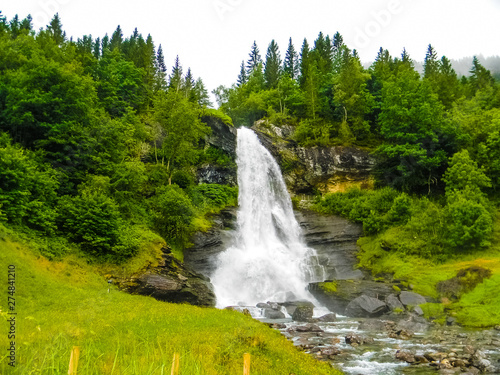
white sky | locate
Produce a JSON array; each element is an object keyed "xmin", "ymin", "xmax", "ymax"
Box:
[{"xmin": 2, "ymin": 0, "xmax": 500, "ymax": 98}]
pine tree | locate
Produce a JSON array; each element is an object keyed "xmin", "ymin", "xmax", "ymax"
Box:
[
  {"xmin": 156, "ymin": 44, "xmax": 167, "ymax": 91},
  {"xmin": 283, "ymin": 38, "xmax": 299, "ymax": 80},
  {"xmin": 20, "ymin": 14, "xmax": 33, "ymax": 33},
  {"xmin": 184, "ymin": 68, "xmax": 194, "ymax": 99},
  {"xmin": 193, "ymin": 78, "xmax": 212, "ymax": 107},
  {"xmin": 313, "ymin": 32, "xmax": 333, "ymax": 75},
  {"xmin": 237, "ymin": 60, "xmax": 247, "ymax": 86},
  {"xmin": 101, "ymin": 34, "xmax": 109, "ymax": 54},
  {"xmin": 110, "ymin": 25, "xmax": 123, "ymax": 51},
  {"xmin": 264, "ymin": 39, "xmax": 282, "ymax": 89},
  {"xmin": 435, "ymin": 56, "xmax": 460, "ymax": 108},
  {"xmin": 246, "ymin": 41, "xmax": 262, "ymax": 75},
  {"xmin": 469, "ymin": 56, "xmax": 494, "ymax": 94},
  {"xmin": 332, "ymin": 32, "xmax": 345, "ymax": 73},
  {"xmin": 9, "ymin": 15, "xmax": 20, "ymax": 39},
  {"xmin": 93, "ymin": 37, "xmax": 101, "ymax": 59},
  {"xmin": 424, "ymin": 44, "xmax": 439, "ymax": 79},
  {"xmin": 47, "ymin": 13, "xmax": 66, "ymax": 45},
  {"xmin": 141, "ymin": 34, "xmax": 157, "ymax": 109},
  {"xmin": 299, "ymin": 38, "xmax": 310, "ymax": 88},
  {"xmin": 168, "ymin": 56, "xmax": 183, "ymax": 93}
]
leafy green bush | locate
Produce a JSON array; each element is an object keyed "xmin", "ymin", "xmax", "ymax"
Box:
[
  {"xmin": 149, "ymin": 185, "xmax": 195, "ymax": 243},
  {"xmin": 190, "ymin": 184, "xmax": 238, "ymax": 210},
  {"xmin": 57, "ymin": 192, "xmax": 137, "ymax": 259},
  {"xmin": 444, "ymin": 189, "xmax": 493, "ymax": 250},
  {"xmin": 171, "ymin": 169, "xmax": 195, "ymax": 189},
  {"xmin": 200, "ymin": 146, "xmax": 235, "ymax": 167},
  {"xmin": 201, "ymin": 107, "xmax": 234, "ymax": 126},
  {"xmin": 0, "ymin": 134, "xmax": 59, "ymax": 233}
]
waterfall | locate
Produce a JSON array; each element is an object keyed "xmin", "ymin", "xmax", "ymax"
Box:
[{"xmin": 211, "ymin": 127, "xmax": 325, "ymax": 308}]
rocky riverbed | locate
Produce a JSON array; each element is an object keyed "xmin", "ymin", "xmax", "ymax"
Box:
[{"xmin": 227, "ymin": 302, "xmax": 500, "ymax": 375}]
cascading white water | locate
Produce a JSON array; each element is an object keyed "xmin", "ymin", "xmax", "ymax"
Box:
[{"xmin": 211, "ymin": 127, "xmax": 325, "ymax": 308}]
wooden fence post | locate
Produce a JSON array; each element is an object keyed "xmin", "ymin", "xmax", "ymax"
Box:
[
  {"xmin": 171, "ymin": 352, "xmax": 180, "ymax": 375},
  {"xmin": 243, "ymin": 353, "xmax": 250, "ymax": 375},
  {"xmin": 68, "ymin": 346, "xmax": 80, "ymax": 375}
]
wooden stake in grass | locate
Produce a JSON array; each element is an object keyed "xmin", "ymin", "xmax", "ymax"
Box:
[
  {"xmin": 68, "ymin": 346, "xmax": 80, "ymax": 375},
  {"xmin": 171, "ymin": 352, "xmax": 180, "ymax": 375},
  {"xmin": 243, "ymin": 353, "xmax": 250, "ymax": 375}
]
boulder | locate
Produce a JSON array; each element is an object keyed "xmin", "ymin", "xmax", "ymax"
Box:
[
  {"xmin": 197, "ymin": 165, "xmax": 236, "ymax": 186},
  {"xmin": 344, "ymin": 295, "xmax": 388, "ymax": 317},
  {"xmin": 413, "ymin": 306, "xmax": 424, "ymax": 316},
  {"xmin": 309, "ymin": 279, "xmax": 393, "ymax": 315},
  {"xmin": 279, "ymin": 300, "xmax": 314, "ymax": 316},
  {"xmin": 318, "ymin": 313, "xmax": 337, "ymax": 322},
  {"xmin": 202, "ymin": 115, "xmax": 237, "ymax": 155},
  {"xmin": 395, "ymin": 349, "xmax": 415, "ymax": 363},
  {"xmin": 386, "ymin": 294, "xmax": 405, "ymax": 311},
  {"xmin": 294, "ymin": 323, "xmax": 324, "ymax": 333},
  {"xmin": 263, "ymin": 309, "xmax": 286, "ymax": 320},
  {"xmin": 121, "ymin": 247, "xmax": 216, "ymax": 307},
  {"xmin": 399, "ymin": 291, "xmax": 426, "ymax": 307},
  {"xmin": 292, "ymin": 304, "xmax": 314, "ymax": 322}
]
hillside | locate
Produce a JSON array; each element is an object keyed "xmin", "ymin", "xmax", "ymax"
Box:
[{"xmin": 0, "ymin": 224, "xmax": 341, "ymax": 374}]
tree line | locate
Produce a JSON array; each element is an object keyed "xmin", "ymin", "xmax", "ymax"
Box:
[{"xmin": 0, "ymin": 12, "xmax": 236, "ymax": 261}]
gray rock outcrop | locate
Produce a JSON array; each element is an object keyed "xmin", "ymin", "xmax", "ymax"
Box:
[
  {"xmin": 344, "ymin": 295, "xmax": 388, "ymax": 317},
  {"xmin": 119, "ymin": 246, "xmax": 216, "ymax": 307},
  {"xmin": 252, "ymin": 120, "xmax": 376, "ymax": 195},
  {"xmin": 399, "ymin": 291, "xmax": 427, "ymax": 307}
]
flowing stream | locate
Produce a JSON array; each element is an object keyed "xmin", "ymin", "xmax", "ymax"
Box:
[{"xmin": 211, "ymin": 127, "xmax": 324, "ymax": 308}]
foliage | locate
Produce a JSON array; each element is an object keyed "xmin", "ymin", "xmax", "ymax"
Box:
[
  {"xmin": 0, "ymin": 134, "xmax": 59, "ymax": 232},
  {"xmin": 57, "ymin": 192, "xmax": 138, "ymax": 260},
  {"xmin": 149, "ymin": 184, "xmax": 195, "ymax": 244},
  {"xmin": 190, "ymin": 184, "xmax": 238, "ymax": 211},
  {"xmin": 201, "ymin": 107, "xmax": 234, "ymax": 126}
]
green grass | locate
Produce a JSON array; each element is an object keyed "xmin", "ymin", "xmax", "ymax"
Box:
[
  {"xmin": 0, "ymin": 226, "xmax": 341, "ymax": 374},
  {"xmin": 356, "ymin": 212, "xmax": 500, "ymax": 327}
]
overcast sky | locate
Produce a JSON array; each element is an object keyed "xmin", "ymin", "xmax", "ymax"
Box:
[{"xmin": 2, "ymin": 0, "xmax": 500, "ymax": 97}]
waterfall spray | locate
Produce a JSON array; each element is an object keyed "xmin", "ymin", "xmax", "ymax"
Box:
[{"xmin": 211, "ymin": 127, "xmax": 325, "ymax": 308}]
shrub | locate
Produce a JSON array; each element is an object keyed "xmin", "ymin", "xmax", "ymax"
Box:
[
  {"xmin": 0, "ymin": 135, "xmax": 59, "ymax": 232},
  {"xmin": 190, "ymin": 184, "xmax": 238, "ymax": 210},
  {"xmin": 150, "ymin": 185, "xmax": 195, "ymax": 243},
  {"xmin": 56, "ymin": 192, "xmax": 136, "ymax": 259},
  {"xmin": 171, "ymin": 170, "xmax": 195, "ymax": 189}
]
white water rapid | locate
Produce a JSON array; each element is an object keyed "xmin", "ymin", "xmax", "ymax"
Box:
[{"xmin": 211, "ymin": 127, "xmax": 325, "ymax": 308}]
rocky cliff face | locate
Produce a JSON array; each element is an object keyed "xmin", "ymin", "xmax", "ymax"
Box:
[
  {"xmin": 251, "ymin": 121, "xmax": 376, "ymax": 194},
  {"xmin": 184, "ymin": 207, "xmax": 237, "ymax": 277},
  {"xmin": 197, "ymin": 117, "xmax": 376, "ymax": 194},
  {"xmin": 197, "ymin": 116, "xmax": 238, "ymax": 186}
]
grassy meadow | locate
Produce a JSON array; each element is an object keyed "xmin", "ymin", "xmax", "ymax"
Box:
[{"xmin": 0, "ymin": 225, "xmax": 341, "ymax": 375}]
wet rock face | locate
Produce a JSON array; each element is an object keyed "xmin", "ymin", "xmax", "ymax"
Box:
[
  {"xmin": 197, "ymin": 116, "xmax": 238, "ymax": 186},
  {"xmin": 118, "ymin": 247, "xmax": 216, "ymax": 307},
  {"xmin": 202, "ymin": 115, "xmax": 237, "ymax": 155},
  {"xmin": 295, "ymin": 210, "xmax": 365, "ymax": 281},
  {"xmin": 251, "ymin": 120, "xmax": 376, "ymax": 194},
  {"xmin": 184, "ymin": 208, "xmax": 237, "ymax": 277},
  {"xmin": 197, "ymin": 165, "xmax": 237, "ymax": 186}
]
